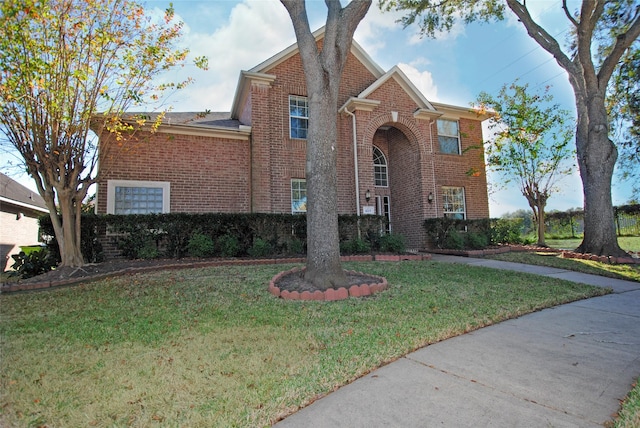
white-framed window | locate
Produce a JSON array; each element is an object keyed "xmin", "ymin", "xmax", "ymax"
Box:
[
  {"xmin": 373, "ymin": 146, "xmax": 388, "ymax": 187},
  {"xmin": 107, "ymin": 180, "xmax": 170, "ymax": 214},
  {"xmin": 437, "ymin": 119, "xmax": 461, "ymax": 155},
  {"xmin": 442, "ymin": 186, "xmax": 466, "ymax": 219},
  {"xmin": 291, "ymin": 179, "xmax": 307, "ymax": 214},
  {"xmin": 289, "ymin": 95, "xmax": 308, "ymax": 139}
]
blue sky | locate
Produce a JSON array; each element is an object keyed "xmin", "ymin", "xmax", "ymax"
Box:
[{"xmin": 2, "ymin": 0, "xmax": 635, "ymax": 216}]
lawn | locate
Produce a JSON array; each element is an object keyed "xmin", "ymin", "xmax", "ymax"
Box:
[
  {"xmin": 484, "ymin": 251, "xmax": 640, "ymax": 282},
  {"xmin": 545, "ymin": 236, "xmax": 640, "ymax": 252},
  {"xmin": 0, "ymin": 261, "xmax": 607, "ymax": 427}
]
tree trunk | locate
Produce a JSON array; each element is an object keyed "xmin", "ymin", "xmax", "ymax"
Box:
[
  {"xmin": 56, "ymin": 190, "xmax": 85, "ymax": 267},
  {"xmin": 304, "ymin": 91, "xmax": 348, "ymax": 289},
  {"xmin": 282, "ymin": 0, "xmax": 371, "ymax": 290},
  {"xmin": 535, "ymin": 203, "xmax": 546, "ymax": 247},
  {"xmin": 574, "ymin": 97, "xmax": 626, "ymax": 256}
]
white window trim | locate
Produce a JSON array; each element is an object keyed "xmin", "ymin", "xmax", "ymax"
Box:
[
  {"xmin": 373, "ymin": 146, "xmax": 389, "ymax": 188},
  {"xmin": 291, "ymin": 178, "xmax": 307, "ymax": 214},
  {"xmin": 442, "ymin": 186, "xmax": 466, "ymax": 219},
  {"xmin": 289, "ymin": 95, "xmax": 308, "ymax": 140},
  {"xmin": 437, "ymin": 119, "xmax": 461, "ymax": 155},
  {"xmin": 106, "ymin": 180, "xmax": 170, "ymax": 214}
]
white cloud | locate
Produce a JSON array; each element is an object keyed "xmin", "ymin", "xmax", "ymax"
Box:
[
  {"xmin": 397, "ymin": 63, "xmax": 439, "ymax": 102},
  {"xmin": 155, "ymin": 0, "xmax": 295, "ymax": 112}
]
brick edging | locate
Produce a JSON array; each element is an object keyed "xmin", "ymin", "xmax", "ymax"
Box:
[{"xmin": 268, "ymin": 267, "xmax": 389, "ymax": 301}]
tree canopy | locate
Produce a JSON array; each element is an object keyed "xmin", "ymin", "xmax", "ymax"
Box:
[
  {"xmin": 477, "ymin": 81, "xmax": 574, "ymax": 246},
  {"xmin": 0, "ymin": 0, "xmax": 206, "ymax": 266}
]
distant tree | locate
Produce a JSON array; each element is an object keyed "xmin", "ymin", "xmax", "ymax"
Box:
[
  {"xmin": 502, "ymin": 209, "xmax": 533, "ymax": 235},
  {"xmin": 280, "ymin": 0, "xmax": 371, "ymax": 290},
  {"xmin": 379, "ymin": 0, "xmax": 640, "ymax": 256},
  {"xmin": 0, "ymin": 0, "xmax": 206, "ymax": 267},
  {"xmin": 477, "ymin": 82, "xmax": 574, "ymax": 246}
]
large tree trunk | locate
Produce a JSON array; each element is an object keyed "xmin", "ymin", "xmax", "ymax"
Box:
[
  {"xmin": 282, "ymin": 0, "xmax": 371, "ymax": 290},
  {"xmin": 304, "ymin": 89, "xmax": 347, "ymax": 289},
  {"xmin": 574, "ymin": 94, "xmax": 626, "ymax": 256}
]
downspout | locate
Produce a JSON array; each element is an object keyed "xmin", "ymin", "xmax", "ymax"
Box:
[
  {"xmin": 429, "ymin": 120, "xmax": 438, "ymax": 217},
  {"xmin": 341, "ymin": 106, "xmax": 362, "ymax": 238}
]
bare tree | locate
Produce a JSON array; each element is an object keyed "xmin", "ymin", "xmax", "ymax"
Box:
[
  {"xmin": 381, "ymin": 0, "xmax": 640, "ymax": 256},
  {"xmin": 280, "ymin": 0, "xmax": 371, "ymax": 290}
]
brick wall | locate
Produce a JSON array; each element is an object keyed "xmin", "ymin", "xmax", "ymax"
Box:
[
  {"xmin": 96, "ymin": 38, "xmax": 490, "ymax": 251},
  {"xmin": 97, "ymin": 132, "xmax": 250, "ymax": 214}
]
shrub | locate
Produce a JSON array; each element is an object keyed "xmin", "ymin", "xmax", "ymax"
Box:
[
  {"xmin": 188, "ymin": 233, "xmax": 216, "ymax": 258},
  {"xmin": 490, "ymin": 218, "xmax": 524, "ymax": 245},
  {"xmin": 286, "ymin": 238, "xmax": 305, "ymax": 255},
  {"xmin": 378, "ymin": 233, "xmax": 406, "ymax": 253},
  {"xmin": 9, "ymin": 249, "xmax": 57, "ymax": 279},
  {"xmin": 217, "ymin": 234, "xmax": 240, "ymax": 257},
  {"xmin": 442, "ymin": 230, "xmax": 465, "ymax": 250},
  {"xmin": 248, "ymin": 238, "xmax": 272, "ymax": 258},
  {"xmin": 466, "ymin": 232, "xmax": 488, "ymax": 249},
  {"xmin": 340, "ymin": 238, "xmax": 371, "ymax": 255},
  {"xmin": 137, "ymin": 242, "xmax": 160, "ymax": 259}
]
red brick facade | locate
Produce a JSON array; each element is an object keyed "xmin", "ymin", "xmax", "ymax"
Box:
[{"xmin": 96, "ymin": 29, "xmax": 490, "ymax": 249}]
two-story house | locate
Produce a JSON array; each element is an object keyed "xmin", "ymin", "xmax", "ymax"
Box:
[{"xmin": 96, "ymin": 28, "xmax": 490, "ymax": 250}]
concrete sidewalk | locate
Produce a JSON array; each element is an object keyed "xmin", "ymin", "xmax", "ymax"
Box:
[{"xmin": 275, "ymin": 255, "xmax": 640, "ymax": 427}]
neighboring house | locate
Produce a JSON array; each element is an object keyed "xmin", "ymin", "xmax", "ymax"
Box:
[
  {"xmin": 96, "ymin": 28, "xmax": 491, "ymax": 250},
  {"xmin": 0, "ymin": 173, "xmax": 49, "ymax": 271}
]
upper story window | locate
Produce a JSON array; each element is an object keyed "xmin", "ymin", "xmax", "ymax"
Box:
[
  {"xmin": 291, "ymin": 179, "xmax": 307, "ymax": 213},
  {"xmin": 442, "ymin": 186, "xmax": 466, "ymax": 219},
  {"xmin": 289, "ymin": 95, "xmax": 308, "ymax": 139},
  {"xmin": 437, "ymin": 119, "xmax": 461, "ymax": 155},
  {"xmin": 107, "ymin": 180, "xmax": 170, "ymax": 214},
  {"xmin": 373, "ymin": 146, "xmax": 388, "ymax": 187}
]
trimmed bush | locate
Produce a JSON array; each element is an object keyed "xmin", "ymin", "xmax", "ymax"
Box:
[
  {"xmin": 188, "ymin": 233, "xmax": 216, "ymax": 258},
  {"xmin": 378, "ymin": 233, "xmax": 406, "ymax": 253},
  {"xmin": 217, "ymin": 234, "xmax": 240, "ymax": 257},
  {"xmin": 248, "ymin": 238, "xmax": 272, "ymax": 258}
]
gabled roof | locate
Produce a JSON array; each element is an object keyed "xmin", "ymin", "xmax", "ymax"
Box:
[
  {"xmin": 358, "ymin": 65, "xmax": 437, "ymax": 112},
  {"xmin": 230, "ymin": 27, "xmax": 385, "ymax": 119},
  {"xmin": 0, "ymin": 173, "xmax": 48, "ymax": 213}
]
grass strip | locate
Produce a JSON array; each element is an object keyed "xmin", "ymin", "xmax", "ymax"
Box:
[
  {"xmin": 0, "ymin": 261, "xmax": 608, "ymax": 427},
  {"xmin": 484, "ymin": 251, "xmax": 640, "ymax": 282}
]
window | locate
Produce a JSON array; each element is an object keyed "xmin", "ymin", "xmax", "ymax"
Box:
[
  {"xmin": 437, "ymin": 119, "xmax": 460, "ymax": 155},
  {"xmin": 373, "ymin": 146, "xmax": 388, "ymax": 187},
  {"xmin": 107, "ymin": 180, "xmax": 170, "ymax": 214},
  {"xmin": 291, "ymin": 179, "xmax": 307, "ymax": 213},
  {"xmin": 289, "ymin": 95, "xmax": 308, "ymax": 139},
  {"xmin": 442, "ymin": 187, "xmax": 466, "ymax": 219}
]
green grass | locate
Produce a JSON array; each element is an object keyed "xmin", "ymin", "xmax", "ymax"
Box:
[
  {"xmin": 615, "ymin": 378, "xmax": 640, "ymax": 427},
  {"xmin": 0, "ymin": 261, "xmax": 607, "ymax": 427},
  {"xmin": 485, "ymin": 251, "xmax": 640, "ymax": 282},
  {"xmin": 545, "ymin": 236, "xmax": 640, "ymax": 252}
]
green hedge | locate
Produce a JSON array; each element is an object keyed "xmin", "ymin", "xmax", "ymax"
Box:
[
  {"xmin": 423, "ymin": 217, "xmax": 523, "ymax": 250},
  {"xmin": 40, "ymin": 213, "xmax": 388, "ymax": 261}
]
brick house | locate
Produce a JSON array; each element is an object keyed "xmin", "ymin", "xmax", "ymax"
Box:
[{"xmin": 96, "ymin": 28, "xmax": 490, "ymax": 250}]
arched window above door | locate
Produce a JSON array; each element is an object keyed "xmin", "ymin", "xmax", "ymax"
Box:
[{"xmin": 373, "ymin": 146, "xmax": 388, "ymax": 187}]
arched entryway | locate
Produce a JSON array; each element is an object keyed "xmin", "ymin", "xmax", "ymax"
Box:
[{"xmin": 369, "ymin": 122, "xmax": 425, "ymax": 249}]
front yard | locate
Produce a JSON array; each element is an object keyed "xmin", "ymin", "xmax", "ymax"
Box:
[{"xmin": 0, "ymin": 260, "xmax": 607, "ymax": 427}]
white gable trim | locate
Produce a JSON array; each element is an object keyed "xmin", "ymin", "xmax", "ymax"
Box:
[{"xmin": 359, "ymin": 65, "xmax": 437, "ymax": 112}]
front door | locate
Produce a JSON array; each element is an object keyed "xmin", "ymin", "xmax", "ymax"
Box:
[{"xmin": 375, "ymin": 195, "xmax": 391, "ymax": 233}]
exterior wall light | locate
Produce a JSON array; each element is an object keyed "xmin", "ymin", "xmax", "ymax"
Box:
[
  {"xmin": 428, "ymin": 192, "xmax": 434, "ymax": 203},
  {"xmin": 365, "ymin": 189, "xmax": 371, "ymax": 202}
]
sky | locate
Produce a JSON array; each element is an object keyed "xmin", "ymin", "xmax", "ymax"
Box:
[{"xmin": 2, "ymin": 0, "xmax": 635, "ymax": 217}]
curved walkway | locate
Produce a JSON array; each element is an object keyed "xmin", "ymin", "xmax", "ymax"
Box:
[{"xmin": 275, "ymin": 255, "xmax": 640, "ymax": 427}]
